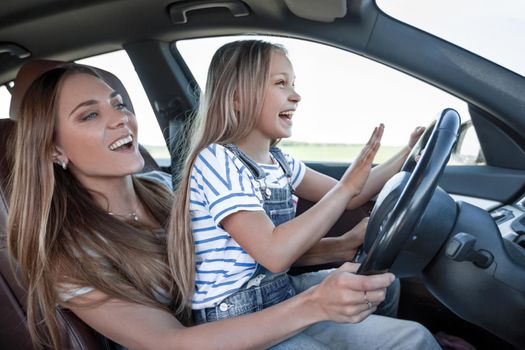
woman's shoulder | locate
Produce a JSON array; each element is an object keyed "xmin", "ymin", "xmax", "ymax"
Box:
[{"xmin": 136, "ymin": 170, "xmax": 173, "ymax": 191}]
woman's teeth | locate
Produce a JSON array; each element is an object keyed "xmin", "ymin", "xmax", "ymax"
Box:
[{"xmin": 109, "ymin": 135, "xmax": 133, "ymax": 150}]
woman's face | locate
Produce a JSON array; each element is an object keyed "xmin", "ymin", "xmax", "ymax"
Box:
[{"xmin": 54, "ymin": 73, "xmax": 144, "ymax": 184}]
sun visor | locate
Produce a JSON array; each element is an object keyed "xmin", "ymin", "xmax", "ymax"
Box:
[{"xmin": 284, "ymin": 0, "xmax": 347, "ymax": 22}]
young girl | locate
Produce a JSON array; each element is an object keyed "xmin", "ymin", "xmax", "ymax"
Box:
[
  {"xmin": 171, "ymin": 40, "xmax": 438, "ymax": 348},
  {"xmin": 8, "ymin": 61, "xmax": 426, "ymax": 350}
]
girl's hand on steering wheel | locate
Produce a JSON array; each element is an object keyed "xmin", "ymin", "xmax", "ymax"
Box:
[{"xmin": 408, "ymin": 126, "xmax": 426, "ymax": 149}]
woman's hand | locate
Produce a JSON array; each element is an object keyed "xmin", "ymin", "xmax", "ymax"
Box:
[
  {"xmin": 340, "ymin": 124, "xmax": 384, "ymax": 195},
  {"xmin": 408, "ymin": 126, "xmax": 426, "ymax": 149},
  {"xmin": 309, "ymin": 262, "xmax": 394, "ymax": 323},
  {"xmin": 339, "ymin": 217, "xmax": 368, "ymax": 261}
]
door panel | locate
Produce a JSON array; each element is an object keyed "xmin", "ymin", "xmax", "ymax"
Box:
[{"xmin": 306, "ymin": 162, "xmax": 525, "ymax": 204}]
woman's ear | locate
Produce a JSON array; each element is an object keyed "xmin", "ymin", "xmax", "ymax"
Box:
[
  {"xmin": 52, "ymin": 145, "xmax": 68, "ymax": 170},
  {"xmin": 233, "ymin": 90, "xmax": 240, "ymax": 112}
]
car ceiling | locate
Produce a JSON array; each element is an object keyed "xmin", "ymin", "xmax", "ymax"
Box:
[{"xmin": 0, "ymin": 0, "xmax": 369, "ymax": 83}]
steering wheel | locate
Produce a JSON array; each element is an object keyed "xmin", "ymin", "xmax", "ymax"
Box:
[{"xmin": 357, "ymin": 108, "xmax": 461, "ymax": 275}]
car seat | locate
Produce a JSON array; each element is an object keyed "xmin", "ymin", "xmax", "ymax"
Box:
[{"xmin": 0, "ymin": 59, "xmax": 163, "ymax": 349}]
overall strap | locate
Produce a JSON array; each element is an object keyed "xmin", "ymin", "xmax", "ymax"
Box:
[
  {"xmin": 223, "ymin": 144, "xmax": 266, "ymax": 180},
  {"xmin": 269, "ymin": 147, "xmax": 292, "ymax": 178}
]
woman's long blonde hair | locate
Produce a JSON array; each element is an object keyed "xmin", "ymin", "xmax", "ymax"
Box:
[
  {"xmin": 168, "ymin": 40, "xmax": 286, "ymax": 315},
  {"xmin": 7, "ymin": 65, "xmax": 176, "ymax": 349}
]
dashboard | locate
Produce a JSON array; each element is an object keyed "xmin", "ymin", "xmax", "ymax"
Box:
[
  {"xmin": 490, "ymin": 193, "xmax": 525, "ymax": 246},
  {"xmin": 451, "ymin": 193, "xmax": 525, "ymax": 248}
]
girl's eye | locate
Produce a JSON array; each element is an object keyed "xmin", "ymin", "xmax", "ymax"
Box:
[
  {"xmin": 81, "ymin": 112, "xmax": 97, "ymax": 121},
  {"xmin": 276, "ymin": 80, "xmax": 286, "ymax": 87}
]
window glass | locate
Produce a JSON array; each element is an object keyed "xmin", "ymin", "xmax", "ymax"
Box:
[
  {"xmin": 77, "ymin": 51, "xmax": 170, "ymax": 165},
  {"xmin": 177, "ymin": 36, "xmax": 482, "ymax": 165},
  {"xmin": 377, "ymin": 0, "xmax": 525, "ymax": 77},
  {"xmin": 0, "ymin": 84, "xmax": 11, "ymax": 118},
  {"xmin": 450, "ymin": 122, "xmax": 485, "ymax": 165}
]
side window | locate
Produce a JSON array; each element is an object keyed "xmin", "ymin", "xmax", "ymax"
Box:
[
  {"xmin": 77, "ymin": 51, "xmax": 170, "ymax": 166},
  {"xmin": 176, "ymin": 36, "xmax": 484, "ymax": 165},
  {"xmin": 451, "ymin": 121, "xmax": 485, "ymax": 165},
  {"xmin": 1, "ymin": 84, "xmax": 12, "ymax": 118}
]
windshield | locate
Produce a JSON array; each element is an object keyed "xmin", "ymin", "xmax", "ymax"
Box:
[{"xmin": 377, "ymin": 0, "xmax": 525, "ymax": 77}]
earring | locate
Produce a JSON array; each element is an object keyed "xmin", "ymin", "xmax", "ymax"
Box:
[{"xmin": 54, "ymin": 159, "xmax": 67, "ymax": 170}]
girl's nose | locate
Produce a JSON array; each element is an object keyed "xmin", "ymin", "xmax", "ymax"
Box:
[{"xmin": 289, "ymin": 89, "xmax": 301, "ymax": 103}]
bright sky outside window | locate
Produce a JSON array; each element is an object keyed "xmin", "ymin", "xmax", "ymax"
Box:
[{"xmin": 377, "ymin": 0, "xmax": 525, "ymax": 77}]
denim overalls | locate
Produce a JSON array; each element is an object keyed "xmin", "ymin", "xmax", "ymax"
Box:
[{"xmin": 193, "ymin": 145, "xmax": 297, "ymax": 324}]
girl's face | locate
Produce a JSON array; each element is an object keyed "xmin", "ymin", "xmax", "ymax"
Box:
[
  {"xmin": 54, "ymin": 73, "xmax": 144, "ymax": 184},
  {"xmin": 255, "ymin": 51, "xmax": 301, "ymax": 140}
]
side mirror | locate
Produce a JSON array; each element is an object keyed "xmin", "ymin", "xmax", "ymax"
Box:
[{"xmin": 450, "ymin": 120, "xmax": 485, "ymax": 165}]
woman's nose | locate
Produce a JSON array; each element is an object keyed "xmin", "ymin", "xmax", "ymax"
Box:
[{"xmin": 109, "ymin": 109, "xmax": 129, "ymax": 128}]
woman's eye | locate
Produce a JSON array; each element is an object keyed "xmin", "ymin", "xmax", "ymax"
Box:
[
  {"xmin": 81, "ymin": 112, "xmax": 97, "ymax": 121},
  {"xmin": 114, "ymin": 102, "xmax": 128, "ymax": 110},
  {"xmin": 276, "ymin": 80, "xmax": 286, "ymax": 87}
]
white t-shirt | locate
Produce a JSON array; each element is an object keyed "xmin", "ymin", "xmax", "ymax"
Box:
[{"xmin": 190, "ymin": 144, "xmax": 306, "ymax": 309}]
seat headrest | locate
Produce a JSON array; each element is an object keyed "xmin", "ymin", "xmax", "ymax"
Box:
[{"xmin": 9, "ymin": 59, "xmax": 134, "ymax": 120}]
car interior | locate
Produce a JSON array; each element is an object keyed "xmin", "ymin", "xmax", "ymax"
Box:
[{"xmin": 1, "ymin": 0, "xmax": 524, "ymax": 349}]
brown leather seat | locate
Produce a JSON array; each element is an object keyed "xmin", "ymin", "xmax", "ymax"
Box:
[
  {"xmin": 0, "ymin": 60, "xmax": 162, "ymax": 349},
  {"xmin": 1, "ymin": 118, "xmax": 111, "ymax": 349}
]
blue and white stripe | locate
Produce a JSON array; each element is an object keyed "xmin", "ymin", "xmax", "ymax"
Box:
[{"xmin": 190, "ymin": 144, "xmax": 305, "ymax": 309}]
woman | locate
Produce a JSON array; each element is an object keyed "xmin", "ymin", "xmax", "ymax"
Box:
[{"xmin": 7, "ymin": 62, "xmax": 435, "ymax": 350}]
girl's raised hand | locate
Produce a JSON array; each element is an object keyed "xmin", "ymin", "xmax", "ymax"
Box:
[
  {"xmin": 309, "ymin": 262, "xmax": 394, "ymax": 323},
  {"xmin": 340, "ymin": 124, "xmax": 384, "ymax": 195}
]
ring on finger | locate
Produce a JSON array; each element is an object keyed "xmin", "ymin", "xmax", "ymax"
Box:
[{"xmin": 363, "ymin": 291, "xmax": 373, "ymax": 309}]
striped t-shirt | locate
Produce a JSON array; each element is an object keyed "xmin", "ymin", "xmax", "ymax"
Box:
[{"xmin": 190, "ymin": 144, "xmax": 306, "ymax": 309}]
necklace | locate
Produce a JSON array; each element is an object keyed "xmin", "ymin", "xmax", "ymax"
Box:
[{"xmin": 107, "ymin": 206, "xmax": 140, "ymax": 221}]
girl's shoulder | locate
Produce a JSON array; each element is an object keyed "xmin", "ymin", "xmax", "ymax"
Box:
[
  {"xmin": 270, "ymin": 146, "xmax": 298, "ymax": 165},
  {"xmin": 195, "ymin": 143, "xmax": 239, "ymax": 165},
  {"xmin": 194, "ymin": 144, "xmax": 250, "ymax": 178}
]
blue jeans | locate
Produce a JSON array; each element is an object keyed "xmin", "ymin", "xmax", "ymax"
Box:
[
  {"xmin": 270, "ymin": 316, "xmax": 441, "ymax": 350},
  {"xmin": 193, "ymin": 268, "xmax": 295, "ymax": 323}
]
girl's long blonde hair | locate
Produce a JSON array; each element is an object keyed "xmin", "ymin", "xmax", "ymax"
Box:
[
  {"xmin": 168, "ymin": 40, "xmax": 286, "ymax": 315},
  {"xmin": 7, "ymin": 65, "xmax": 176, "ymax": 349}
]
